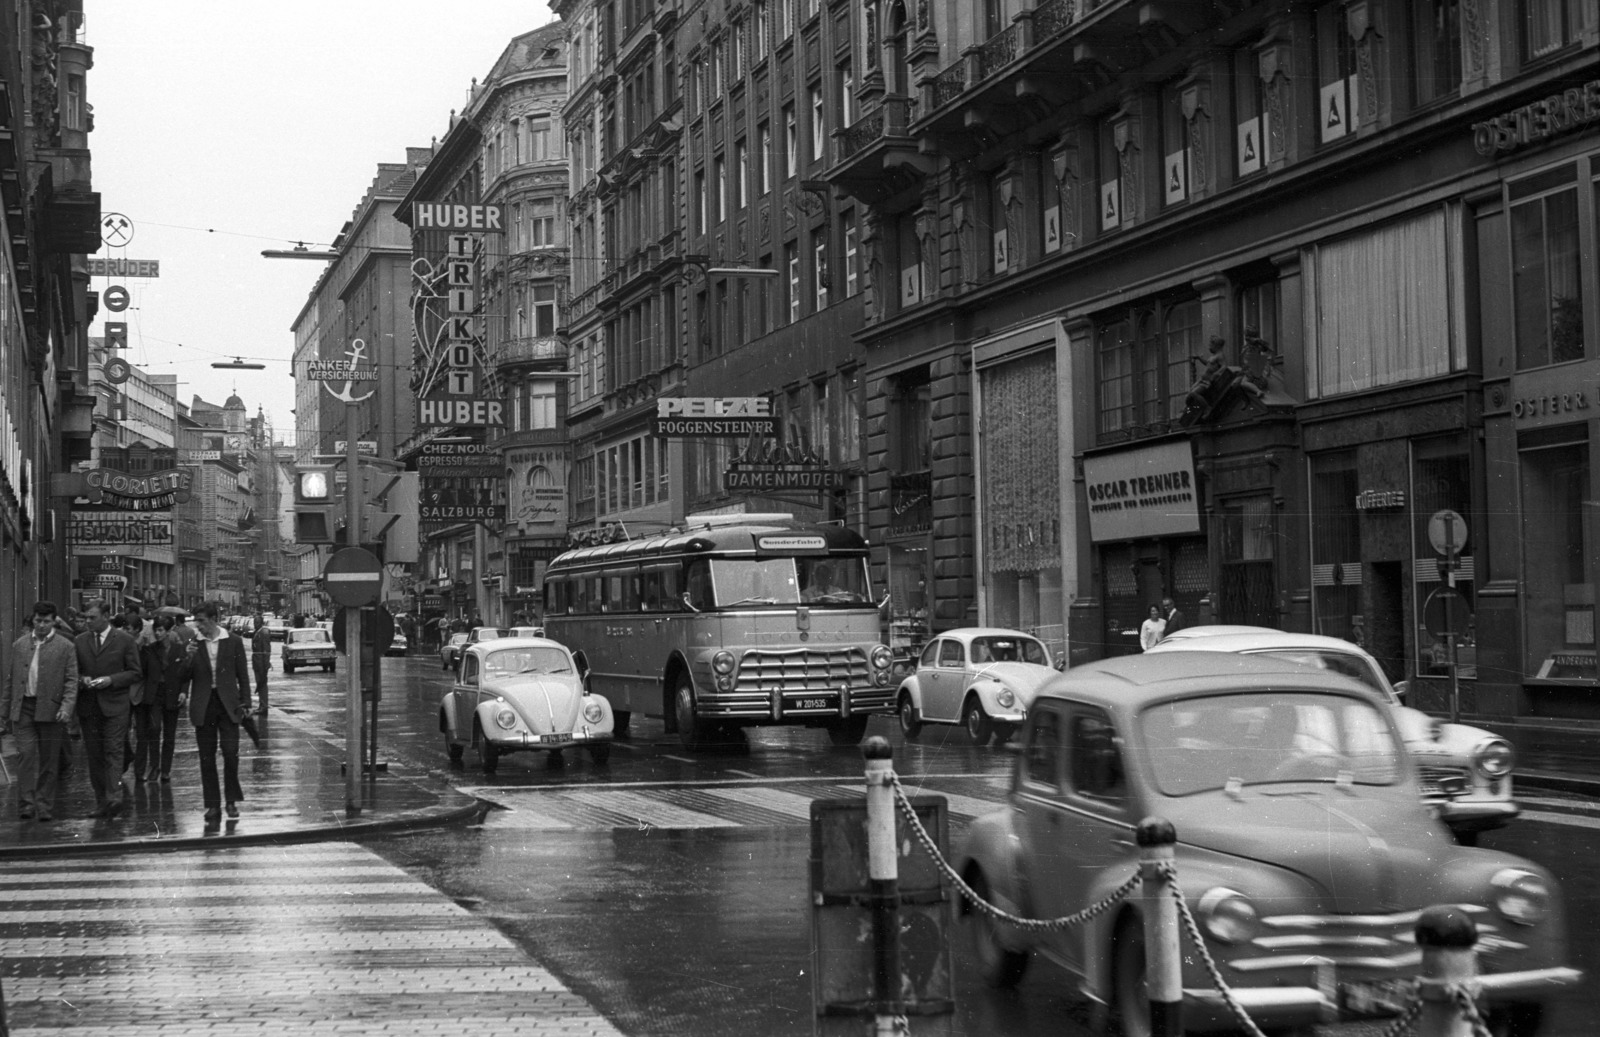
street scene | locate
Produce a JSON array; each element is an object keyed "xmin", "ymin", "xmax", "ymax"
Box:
[{"xmin": 2, "ymin": 0, "xmax": 1600, "ymax": 1035}]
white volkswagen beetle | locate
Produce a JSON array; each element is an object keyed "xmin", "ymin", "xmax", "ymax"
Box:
[
  {"xmin": 439, "ymin": 636, "xmax": 614, "ymax": 771},
  {"xmin": 895, "ymin": 628, "xmax": 1058, "ymax": 744}
]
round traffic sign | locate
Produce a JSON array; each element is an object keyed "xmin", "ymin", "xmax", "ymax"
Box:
[
  {"xmin": 103, "ymin": 285, "xmax": 130, "ymax": 312},
  {"xmin": 323, "ymin": 547, "xmax": 383, "ymax": 607},
  {"xmin": 1424, "ymin": 586, "xmax": 1471, "ymax": 641},
  {"xmin": 1428, "ymin": 509, "xmax": 1468, "ymax": 555},
  {"xmin": 104, "ymin": 357, "xmax": 131, "ymax": 385}
]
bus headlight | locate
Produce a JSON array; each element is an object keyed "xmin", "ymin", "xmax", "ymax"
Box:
[
  {"xmin": 870, "ymin": 645, "xmax": 893, "ymax": 671},
  {"xmin": 713, "ymin": 651, "xmax": 736, "ymax": 675},
  {"xmin": 494, "ymin": 707, "xmax": 518, "ymax": 730},
  {"xmin": 583, "ymin": 701, "xmax": 604, "ymax": 724}
]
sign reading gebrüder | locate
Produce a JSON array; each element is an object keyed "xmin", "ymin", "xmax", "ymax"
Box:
[
  {"xmin": 1082, "ymin": 439, "xmax": 1200, "ymax": 543},
  {"xmin": 654, "ymin": 397, "xmax": 777, "ymax": 437}
]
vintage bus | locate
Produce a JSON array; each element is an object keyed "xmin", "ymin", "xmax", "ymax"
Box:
[{"xmin": 542, "ymin": 514, "xmax": 896, "ymax": 749}]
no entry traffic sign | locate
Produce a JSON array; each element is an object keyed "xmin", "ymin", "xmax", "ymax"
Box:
[{"xmin": 324, "ymin": 547, "xmax": 383, "ymax": 607}]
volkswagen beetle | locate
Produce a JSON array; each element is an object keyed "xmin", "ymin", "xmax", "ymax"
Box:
[
  {"xmin": 1146, "ymin": 625, "xmax": 1517, "ymax": 842},
  {"xmin": 439, "ymin": 636, "xmax": 614, "ymax": 771},
  {"xmin": 957, "ymin": 652, "xmax": 1578, "ymax": 1036},
  {"xmin": 895, "ymin": 628, "xmax": 1057, "ymax": 745}
]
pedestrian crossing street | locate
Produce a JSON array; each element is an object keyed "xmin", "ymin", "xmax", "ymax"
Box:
[
  {"xmin": 0, "ymin": 842, "xmax": 625, "ymax": 1037},
  {"xmin": 466, "ymin": 774, "xmax": 1011, "ymax": 831}
]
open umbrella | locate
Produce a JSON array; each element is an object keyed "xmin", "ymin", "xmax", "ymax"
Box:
[{"xmin": 155, "ymin": 605, "xmax": 188, "ymax": 618}]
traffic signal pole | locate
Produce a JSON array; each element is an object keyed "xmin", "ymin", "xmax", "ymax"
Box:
[{"xmin": 345, "ymin": 422, "xmax": 364, "ymax": 816}]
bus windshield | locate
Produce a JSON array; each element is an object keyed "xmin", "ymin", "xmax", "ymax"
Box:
[{"xmin": 693, "ymin": 556, "xmax": 871, "ymax": 608}]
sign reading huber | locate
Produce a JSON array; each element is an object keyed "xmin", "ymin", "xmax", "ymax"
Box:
[
  {"xmin": 1082, "ymin": 439, "xmax": 1200, "ymax": 543},
  {"xmin": 654, "ymin": 397, "xmax": 777, "ymax": 437}
]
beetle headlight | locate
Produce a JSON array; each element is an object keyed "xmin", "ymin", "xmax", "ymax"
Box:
[
  {"xmin": 1474, "ymin": 738, "xmax": 1514, "ymax": 778},
  {"xmin": 583, "ymin": 701, "xmax": 604, "ymax": 724},
  {"xmin": 1198, "ymin": 887, "xmax": 1259, "ymax": 945},
  {"xmin": 712, "ymin": 651, "xmax": 736, "ymax": 675},
  {"xmin": 996, "ymin": 687, "xmax": 1015, "ymax": 709},
  {"xmin": 871, "ymin": 645, "xmax": 893, "ymax": 670},
  {"xmin": 1492, "ymin": 869, "xmax": 1551, "ymax": 926},
  {"xmin": 494, "ymin": 707, "xmax": 518, "ymax": 730}
]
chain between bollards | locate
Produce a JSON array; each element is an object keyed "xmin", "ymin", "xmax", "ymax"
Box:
[{"xmin": 863, "ymin": 736, "xmax": 907, "ymax": 1036}]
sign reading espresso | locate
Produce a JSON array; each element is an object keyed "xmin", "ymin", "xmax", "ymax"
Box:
[{"xmin": 1082, "ymin": 439, "xmax": 1200, "ymax": 543}]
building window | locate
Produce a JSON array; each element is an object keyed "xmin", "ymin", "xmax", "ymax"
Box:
[
  {"xmin": 897, "ymin": 213, "xmax": 922, "ymax": 307},
  {"xmin": 533, "ymin": 285, "xmax": 558, "ymax": 337},
  {"xmin": 1098, "ymin": 116, "xmax": 1121, "ymax": 232},
  {"xmin": 814, "ymin": 236, "xmax": 829, "ymax": 310},
  {"xmin": 530, "ymin": 117, "xmax": 554, "ymax": 160},
  {"xmin": 784, "ymin": 105, "xmax": 798, "ymax": 178},
  {"xmin": 694, "ymin": 169, "xmax": 707, "ymax": 234},
  {"xmin": 736, "ymin": 140, "xmax": 749, "ymax": 209},
  {"xmin": 787, "ymin": 244, "xmax": 801, "ymax": 322},
  {"xmin": 1161, "ymin": 82, "xmax": 1189, "ymax": 207},
  {"xmin": 809, "ymin": 84, "xmax": 826, "ymax": 162},
  {"xmin": 1521, "ymin": 426, "xmax": 1593, "ymax": 679},
  {"xmin": 780, "ymin": 0, "xmax": 793, "ymax": 37},
  {"xmin": 528, "ymin": 380, "xmax": 558, "ymax": 429},
  {"xmin": 1308, "ymin": 450, "xmax": 1362, "ymax": 641},
  {"xmin": 1235, "ymin": 44, "xmax": 1267, "ymax": 177},
  {"xmin": 758, "ymin": 123, "xmax": 772, "ymax": 194},
  {"xmin": 839, "ymin": 62, "xmax": 855, "ymax": 125},
  {"xmin": 1412, "ymin": 0, "xmax": 1462, "ymax": 105},
  {"xmin": 1095, "ymin": 297, "xmax": 1202, "ymax": 438},
  {"xmin": 1525, "ymin": 0, "xmax": 1596, "ymax": 58},
  {"xmin": 714, "ymin": 157, "xmax": 727, "ymax": 222},
  {"xmin": 755, "ymin": 0, "xmax": 769, "ymax": 59},
  {"xmin": 733, "ymin": 20, "xmax": 746, "ymax": 79},
  {"xmin": 530, "ymin": 199, "xmax": 557, "ymax": 246},
  {"xmin": 842, "ymin": 210, "xmax": 858, "ymax": 296},
  {"xmin": 1510, "ymin": 167, "xmax": 1583, "ymax": 370},
  {"xmin": 1316, "ymin": 1, "xmax": 1358, "ymax": 144},
  {"xmin": 710, "ymin": 41, "xmax": 724, "ymax": 95}
]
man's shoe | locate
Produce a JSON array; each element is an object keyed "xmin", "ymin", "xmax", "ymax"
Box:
[
  {"xmin": 203, "ymin": 807, "xmax": 221, "ymax": 823},
  {"xmin": 104, "ymin": 799, "xmax": 125, "ymax": 819},
  {"xmin": 18, "ymin": 806, "xmax": 34, "ymax": 820},
  {"xmin": 225, "ymin": 802, "xmax": 240, "ymax": 818},
  {"xmin": 159, "ymin": 773, "xmax": 172, "ymax": 784}
]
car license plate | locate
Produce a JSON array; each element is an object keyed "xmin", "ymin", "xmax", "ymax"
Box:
[
  {"xmin": 538, "ymin": 734, "xmax": 565, "ymax": 744},
  {"xmin": 1339, "ymin": 978, "xmax": 1410, "ymax": 1016},
  {"xmin": 795, "ymin": 695, "xmax": 839, "ymax": 711}
]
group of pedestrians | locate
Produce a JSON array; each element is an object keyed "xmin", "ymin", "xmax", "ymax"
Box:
[{"xmin": 1, "ymin": 599, "xmax": 267, "ymax": 826}]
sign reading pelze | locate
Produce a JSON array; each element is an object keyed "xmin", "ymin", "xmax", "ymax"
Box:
[{"xmin": 654, "ymin": 397, "xmax": 776, "ymax": 437}]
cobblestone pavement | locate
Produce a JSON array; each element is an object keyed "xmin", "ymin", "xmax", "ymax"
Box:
[{"xmin": 0, "ymin": 841, "xmax": 627, "ymax": 1036}]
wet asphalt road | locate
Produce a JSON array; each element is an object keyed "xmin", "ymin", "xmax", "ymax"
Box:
[{"xmin": 286, "ymin": 653, "xmax": 1600, "ymax": 1037}]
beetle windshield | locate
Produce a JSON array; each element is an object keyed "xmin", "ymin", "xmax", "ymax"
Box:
[
  {"xmin": 1140, "ymin": 692, "xmax": 1402, "ymax": 796},
  {"xmin": 484, "ymin": 646, "xmax": 574, "ymax": 678}
]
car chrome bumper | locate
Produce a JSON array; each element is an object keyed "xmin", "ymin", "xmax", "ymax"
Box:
[
  {"xmin": 1437, "ymin": 799, "xmax": 1520, "ymax": 831},
  {"xmin": 494, "ymin": 729, "xmax": 614, "ymax": 750},
  {"xmin": 1184, "ymin": 966, "xmax": 1581, "ymax": 1026}
]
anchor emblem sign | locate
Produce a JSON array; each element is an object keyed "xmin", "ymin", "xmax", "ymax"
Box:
[{"xmin": 313, "ymin": 338, "xmax": 379, "ymax": 404}]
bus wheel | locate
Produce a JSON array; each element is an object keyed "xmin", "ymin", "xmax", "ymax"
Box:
[
  {"xmin": 827, "ymin": 715, "xmax": 870, "ymax": 746},
  {"xmin": 674, "ymin": 674, "xmax": 714, "ymax": 751}
]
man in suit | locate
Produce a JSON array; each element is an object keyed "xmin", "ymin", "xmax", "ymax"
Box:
[
  {"xmin": 1162, "ymin": 597, "xmax": 1187, "ymax": 638},
  {"xmin": 2, "ymin": 601, "xmax": 79, "ymax": 822},
  {"xmin": 250, "ymin": 614, "xmax": 272, "ymax": 715},
  {"xmin": 181, "ymin": 601, "xmax": 253, "ymax": 823},
  {"xmin": 74, "ymin": 599, "xmax": 143, "ymax": 819}
]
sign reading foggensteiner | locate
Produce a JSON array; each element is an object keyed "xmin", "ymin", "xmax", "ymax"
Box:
[{"xmin": 654, "ymin": 397, "xmax": 776, "ymax": 438}]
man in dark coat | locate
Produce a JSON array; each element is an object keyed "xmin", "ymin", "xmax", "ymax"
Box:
[
  {"xmin": 1161, "ymin": 597, "xmax": 1187, "ymax": 637},
  {"xmin": 73, "ymin": 599, "xmax": 143, "ymax": 819},
  {"xmin": 180, "ymin": 602, "xmax": 253, "ymax": 823},
  {"xmin": 250, "ymin": 615, "xmax": 272, "ymax": 715},
  {"xmin": 150, "ymin": 615, "xmax": 191, "ymax": 782},
  {"xmin": 2, "ymin": 601, "xmax": 79, "ymax": 822}
]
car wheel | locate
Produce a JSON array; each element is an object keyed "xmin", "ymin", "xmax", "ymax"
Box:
[
  {"xmin": 1485, "ymin": 1002, "xmax": 1543, "ymax": 1037},
  {"xmin": 1113, "ymin": 917, "xmax": 1151, "ymax": 1037},
  {"xmin": 477, "ymin": 727, "xmax": 499, "ymax": 774},
  {"xmin": 443, "ymin": 729, "xmax": 463, "ymax": 762},
  {"xmin": 589, "ymin": 742, "xmax": 612, "ymax": 766},
  {"xmin": 827, "ymin": 715, "xmax": 870, "ymax": 746},
  {"xmin": 897, "ymin": 693, "xmax": 922, "ymax": 740},
  {"xmin": 962, "ymin": 698, "xmax": 994, "ymax": 746},
  {"xmin": 964, "ymin": 871, "xmax": 1027, "ymax": 988},
  {"xmin": 613, "ymin": 710, "xmax": 632, "ymax": 739},
  {"xmin": 283, "ymin": 664, "xmax": 294, "ymax": 675},
  {"xmin": 442, "ymin": 658, "xmax": 450, "ymax": 671},
  {"xmin": 326, "ymin": 663, "xmax": 336, "ymax": 673},
  {"xmin": 674, "ymin": 673, "xmax": 715, "ymax": 751},
  {"xmin": 992, "ymin": 722, "xmax": 1017, "ymax": 744}
]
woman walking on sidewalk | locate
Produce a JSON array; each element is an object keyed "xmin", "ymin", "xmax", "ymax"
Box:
[{"xmin": 180, "ymin": 603, "xmax": 252, "ymax": 825}]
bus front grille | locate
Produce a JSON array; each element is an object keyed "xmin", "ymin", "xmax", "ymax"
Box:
[{"xmin": 699, "ymin": 648, "xmax": 891, "ymax": 717}]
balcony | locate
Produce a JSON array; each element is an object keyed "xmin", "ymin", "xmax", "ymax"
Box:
[
  {"xmin": 490, "ymin": 336, "xmax": 566, "ymax": 371},
  {"xmin": 822, "ymin": 96, "xmax": 934, "ymax": 204},
  {"xmin": 915, "ymin": 0, "xmax": 1209, "ymax": 138}
]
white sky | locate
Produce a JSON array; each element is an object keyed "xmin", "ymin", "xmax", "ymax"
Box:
[{"xmin": 84, "ymin": 1, "xmax": 556, "ymax": 439}]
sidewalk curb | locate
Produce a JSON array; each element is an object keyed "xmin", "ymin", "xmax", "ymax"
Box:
[{"xmin": 0, "ymin": 796, "xmax": 488, "ymax": 861}]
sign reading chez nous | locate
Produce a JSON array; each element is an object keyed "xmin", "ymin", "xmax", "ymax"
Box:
[{"xmin": 1082, "ymin": 439, "xmax": 1200, "ymax": 544}]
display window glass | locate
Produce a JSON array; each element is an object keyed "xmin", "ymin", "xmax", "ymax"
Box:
[
  {"xmin": 1309, "ymin": 451, "xmax": 1361, "ymax": 639},
  {"xmin": 1520, "ymin": 426, "xmax": 1593, "ymax": 681},
  {"xmin": 1411, "ymin": 436, "xmax": 1475, "ymax": 678}
]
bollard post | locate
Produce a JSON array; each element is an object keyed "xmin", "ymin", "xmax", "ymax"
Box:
[
  {"xmin": 1138, "ymin": 817, "xmax": 1183, "ymax": 1037},
  {"xmin": 863, "ymin": 735, "xmax": 906, "ymax": 1036},
  {"xmin": 1416, "ymin": 905, "xmax": 1478, "ymax": 1037}
]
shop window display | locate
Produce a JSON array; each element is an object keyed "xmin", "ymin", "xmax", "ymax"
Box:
[
  {"xmin": 1412, "ymin": 437, "xmax": 1475, "ymax": 679},
  {"xmin": 1520, "ymin": 430, "xmax": 1593, "ymax": 681},
  {"xmin": 1310, "ymin": 452, "xmax": 1362, "ymax": 639}
]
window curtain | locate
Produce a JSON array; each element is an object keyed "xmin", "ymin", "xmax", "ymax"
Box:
[
  {"xmin": 1308, "ymin": 208, "xmax": 1460, "ymax": 397},
  {"xmin": 981, "ymin": 351, "xmax": 1060, "ymax": 574}
]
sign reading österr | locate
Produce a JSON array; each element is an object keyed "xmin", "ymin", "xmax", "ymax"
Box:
[{"xmin": 654, "ymin": 397, "xmax": 777, "ymax": 438}]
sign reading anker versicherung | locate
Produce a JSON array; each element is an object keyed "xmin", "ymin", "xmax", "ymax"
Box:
[
  {"xmin": 654, "ymin": 397, "xmax": 777, "ymax": 437},
  {"xmin": 1081, "ymin": 439, "xmax": 1200, "ymax": 543}
]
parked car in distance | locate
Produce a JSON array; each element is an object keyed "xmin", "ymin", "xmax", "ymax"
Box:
[
  {"xmin": 958, "ymin": 651, "xmax": 1578, "ymax": 1036},
  {"xmin": 387, "ymin": 630, "xmax": 408, "ymax": 657},
  {"xmin": 439, "ymin": 636, "xmax": 614, "ymax": 771},
  {"xmin": 895, "ymin": 628, "xmax": 1057, "ymax": 745},
  {"xmin": 1145, "ymin": 625, "xmax": 1517, "ymax": 842},
  {"xmin": 439, "ymin": 632, "xmax": 469, "ymax": 671},
  {"xmin": 265, "ymin": 617, "xmax": 291, "ymax": 641},
  {"xmin": 507, "ymin": 625, "xmax": 544, "ymax": 639},
  {"xmin": 451, "ymin": 626, "xmax": 510, "ymax": 671},
  {"xmin": 281, "ymin": 627, "xmax": 337, "ymax": 674}
]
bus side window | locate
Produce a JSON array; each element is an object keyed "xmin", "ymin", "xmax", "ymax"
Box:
[
  {"xmin": 685, "ymin": 559, "xmax": 713, "ymax": 610},
  {"xmin": 641, "ymin": 569, "xmax": 660, "ymax": 612},
  {"xmin": 659, "ymin": 565, "xmax": 682, "ymax": 611}
]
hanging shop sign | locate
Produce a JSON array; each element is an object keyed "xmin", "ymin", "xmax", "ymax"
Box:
[
  {"xmin": 654, "ymin": 397, "xmax": 777, "ymax": 438},
  {"xmin": 80, "ymin": 467, "xmax": 194, "ymax": 510},
  {"xmin": 507, "ymin": 448, "xmax": 568, "ymax": 529},
  {"xmin": 1082, "ymin": 439, "xmax": 1201, "ymax": 543},
  {"xmin": 725, "ymin": 464, "xmax": 847, "ymax": 491},
  {"xmin": 68, "ymin": 512, "xmax": 175, "ymax": 545},
  {"xmin": 887, "ymin": 472, "xmax": 932, "ymax": 539},
  {"xmin": 87, "ymin": 257, "xmax": 160, "ymax": 277},
  {"xmin": 419, "ymin": 439, "xmax": 499, "ymax": 477}
]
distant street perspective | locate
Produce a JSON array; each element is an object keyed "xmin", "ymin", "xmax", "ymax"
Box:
[{"xmin": 2, "ymin": 2, "xmax": 1600, "ymax": 1036}]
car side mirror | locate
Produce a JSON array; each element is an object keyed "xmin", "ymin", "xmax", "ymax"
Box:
[{"xmin": 1392, "ymin": 679, "xmax": 1409, "ymax": 701}]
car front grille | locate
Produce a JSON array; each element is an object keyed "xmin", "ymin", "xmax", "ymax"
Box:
[
  {"xmin": 1416, "ymin": 765, "xmax": 1470, "ymax": 798},
  {"xmin": 1227, "ymin": 904, "xmax": 1525, "ymax": 976}
]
